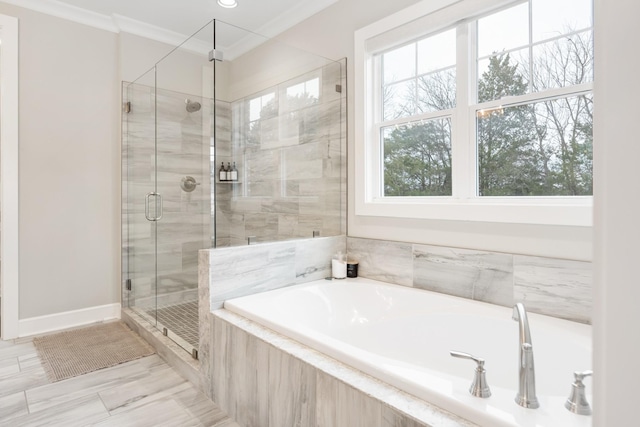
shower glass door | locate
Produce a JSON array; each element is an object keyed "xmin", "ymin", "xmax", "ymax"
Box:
[
  {"xmin": 123, "ymin": 68, "xmax": 161, "ymax": 339},
  {"xmin": 123, "ymin": 21, "xmax": 214, "ymax": 356}
]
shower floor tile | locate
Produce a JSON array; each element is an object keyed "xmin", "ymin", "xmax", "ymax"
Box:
[{"xmin": 146, "ymin": 301, "xmax": 199, "ymax": 349}]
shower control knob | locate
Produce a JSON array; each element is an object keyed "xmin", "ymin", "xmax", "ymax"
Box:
[{"xmin": 180, "ymin": 176, "xmax": 200, "ymax": 192}]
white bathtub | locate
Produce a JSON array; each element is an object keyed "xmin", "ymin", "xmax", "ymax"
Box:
[{"xmin": 223, "ymin": 277, "xmax": 592, "ymax": 427}]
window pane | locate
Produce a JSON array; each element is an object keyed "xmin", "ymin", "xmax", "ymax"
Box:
[
  {"xmin": 477, "ymin": 3, "xmax": 529, "ymax": 58},
  {"xmin": 383, "ymin": 79, "xmax": 417, "ymax": 120},
  {"xmin": 417, "ymin": 29, "xmax": 456, "ymax": 74},
  {"xmin": 477, "ymin": 50, "xmax": 529, "ymax": 103},
  {"xmin": 383, "ymin": 43, "xmax": 415, "ymax": 84},
  {"xmin": 382, "ymin": 118, "xmax": 452, "ymax": 196},
  {"xmin": 533, "ymin": 0, "xmax": 592, "ymax": 42},
  {"xmin": 477, "ymin": 94, "xmax": 593, "ymax": 196},
  {"xmin": 532, "ymin": 30, "xmax": 593, "ymax": 91},
  {"xmin": 417, "ymin": 68, "xmax": 456, "ymax": 112}
]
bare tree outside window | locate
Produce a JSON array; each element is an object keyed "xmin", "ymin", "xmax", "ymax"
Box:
[
  {"xmin": 377, "ymin": 1, "xmax": 592, "ymax": 199},
  {"xmin": 478, "ymin": 29, "xmax": 593, "ymax": 196}
]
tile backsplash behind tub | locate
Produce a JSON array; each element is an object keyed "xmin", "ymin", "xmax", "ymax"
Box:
[{"xmin": 347, "ymin": 237, "xmax": 591, "ymax": 324}]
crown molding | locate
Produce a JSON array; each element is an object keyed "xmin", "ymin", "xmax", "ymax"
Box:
[
  {"xmin": 112, "ymin": 14, "xmax": 210, "ymax": 57},
  {"xmin": 1, "ymin": 0, "xmax": 339, "ymax": 59},
  {"xmin": 1, "ymin": 0, "xmax": 118, "ymax": 32},
  {"xmin": 254, "ymin": 0, "xmax": 337, "ymax": 40},
  {"xmin": 223, "ymin": 0, "xmax": 338, "ymax": 60}
]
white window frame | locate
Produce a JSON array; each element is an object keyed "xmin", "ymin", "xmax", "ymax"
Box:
[{"xmin": 354, "ymin": 0, "xmax": 592, "ymax": 226}]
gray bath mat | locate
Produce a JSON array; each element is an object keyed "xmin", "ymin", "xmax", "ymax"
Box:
[{"xmin": 33, "ymin": 321, "xmax": 155, "ymax": 382}]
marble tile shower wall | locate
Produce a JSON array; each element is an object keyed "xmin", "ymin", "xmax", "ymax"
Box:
[
  {"xmin": 214, "ymin": 60, "xmax": 347, "ymax": 247},
  {"xmin": 347, "ymin": 237, "xmax": 592, "ymax": 323},
  {"xmin": 122, "ymin": 83, "xmax": 211, "ymax": 308}
]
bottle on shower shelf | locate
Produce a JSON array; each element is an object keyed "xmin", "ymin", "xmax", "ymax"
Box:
[
  {"xmin": 218, "ymin": 162, "xmax": 227, "ymax": 182},
  {"xmin": 230, "ymin": 162, "xmax": 238, "ymax": 181}
]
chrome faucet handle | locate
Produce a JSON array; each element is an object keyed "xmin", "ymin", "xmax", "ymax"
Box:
[
  {"xmin": 450, "ymin": 351, "xmax": 492, "ymax": 398},
  {"xmin": 565, "ymin": 370, "xmax": 593, "ymax": 415}
]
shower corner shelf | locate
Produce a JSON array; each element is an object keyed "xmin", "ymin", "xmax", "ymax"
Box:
[{"xmin": 217, "ymin": 180, "xmax": 241, "ymax": 184}]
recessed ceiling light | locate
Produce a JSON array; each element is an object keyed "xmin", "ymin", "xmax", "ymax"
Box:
[{"xmin": 217, "ymin": 0, "xmax": 237, "ymax": 8}]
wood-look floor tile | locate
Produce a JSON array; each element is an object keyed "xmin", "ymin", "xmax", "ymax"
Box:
[
  {"xmin": 92, "ymin": 399, "xmax": 193, "ymax": 427},
  {"xmin": 0, "ymin": 364, "xmax": 49, "ymax": 399},
  {"xmin": 0, "ymin": 356, "xmax": 21, "ymax": 378},
  {"xmin": 99, "ymin": 365, "xmax": 187, "ymax": 414},
  {"xmin": 9, "ymin": 394, "xmax": 109, "ymax": 427},
  {"xmin": 172, "ymin": 385, "xmax": 236, "ymax": 426},
  {"xmin": 0, "ymin": 327, "xmax": 238, "ymax": 427},
  {"xmin": 26, "ymin": 355, "xmax": 166, "ymax": 413},
  {"xmin": 0, "ymin": 391, "xmax": 29, "ymax": 421},
  {"xmin": 18, "ymin": 353, "xmax": 44, "ymax": 372},
  {"xmin": 0, "ymin": 342, "xmax": 37, "ymax": 362}
]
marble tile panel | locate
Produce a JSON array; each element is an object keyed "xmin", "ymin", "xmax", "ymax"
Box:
[
  {"xmin": 285, "ymin": 158, "xmax": 324, "ymax": 180},
  {"xmin": 413, "ymin": 244, "xmax": 514, "ymax": 306},
  {"xmin": 277, "ymin": 214, "xmax": 299, "ymax": 237},
  {"xmin": 260, "ymin": 198, "xmax": 299, "ymax": 215},
  {"xmin": 198, "ymin": 249, "xmax": 212, "ymax": 398},
  {"xmin": 182, "ymin": 240, "xmax": 206, "ymax": 272},
  {"xmin": 295, "ymin": 235, "xmax": 346, "ymax": 282},
  {"xmin": 268, "ymin": 346, "xmax": 316, "ymax": 427},
  {"xmin": 243, "ymin": 213, "xmax": 279, "ymax": 239},
  {"xmin": 155, "ymin": 275, "xmax": 197, "ymax": 298},
  {"xmin": 514, "ymin": 255, "xmax": 592, "ymax": 323},
  {"xmin": 209, "ymin": 242, "xmax": 297, "ymax": 309},
  {"xmin": 297, "ymin": 215, "xmax": 325, "ymax": 238},
  {"xmin": 347, "ymin": 237, "xmax": 413, "ymax": 286}
]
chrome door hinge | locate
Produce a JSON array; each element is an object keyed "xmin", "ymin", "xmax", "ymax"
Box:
[
  {"xmin": 123, "ymin": 101, "xmax": 131, "ymax": 113},
  {"xmin": 209, "ymin": 49, "xmax": 224, "ymax": 62},
  {"xmin": 126, "ymin": 279, "xmax": 132, "ymax": 291}
]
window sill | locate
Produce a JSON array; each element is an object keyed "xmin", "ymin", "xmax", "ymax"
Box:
[{"xmin": 355, "ymin": 197, "xmax": 592, "ymax": 227}]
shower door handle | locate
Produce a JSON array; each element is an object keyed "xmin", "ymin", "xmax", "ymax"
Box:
[{"xmin": 145, "ymin": 192, "xmax": 163, "ymax": 221}]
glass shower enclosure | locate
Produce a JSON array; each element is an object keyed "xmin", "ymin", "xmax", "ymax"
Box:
[{"xmin": 122, "ymin": 20, "xmax": 346, "ymax": 356}]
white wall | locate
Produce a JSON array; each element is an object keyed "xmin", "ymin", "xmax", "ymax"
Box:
[
  {"xmin": 592, "ymin": 0, "xmax": 640, "ymax": 424},
  {"xmin": 275, "ymin": 0, "xmax": 592, "ymax": 261},
  {"xmin": 0, "ymin": 4, "xmax": 121, "ymax": 319},
  {"xmin": 119, "ymin": 32, "xmax": 212, "ymax": 98}
]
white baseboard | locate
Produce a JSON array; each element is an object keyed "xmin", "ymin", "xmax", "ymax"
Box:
[{"xmin": 18, "ymin": 303, "xmax": 121, "ymax": 337}]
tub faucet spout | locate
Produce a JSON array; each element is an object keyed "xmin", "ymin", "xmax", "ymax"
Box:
[{"xmin": 512, "ymin": 303, "xmax": 539, "ymax": 409}]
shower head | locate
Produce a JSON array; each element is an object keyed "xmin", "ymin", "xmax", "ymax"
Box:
[{"xmin": 185, "ymin": 99, "xmax": 201, "ymax": 113}]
